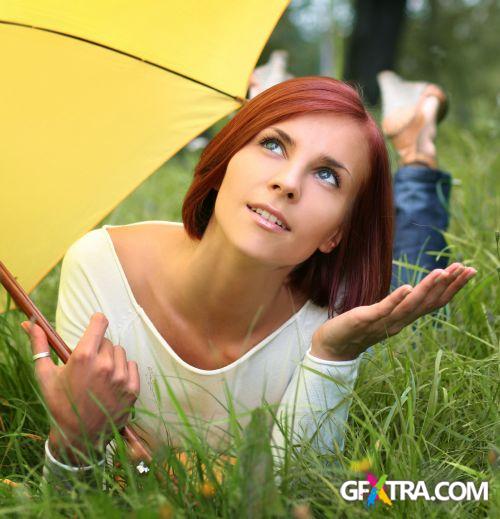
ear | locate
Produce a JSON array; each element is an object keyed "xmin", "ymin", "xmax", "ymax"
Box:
[{"xmin": 318, "ymin": 228, "xmax": 343, "ymax": 254}]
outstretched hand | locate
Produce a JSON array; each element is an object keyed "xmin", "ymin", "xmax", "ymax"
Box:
[
  {"xmin": 311, "ymin": 262, "xmax": 477, "ymax": 361},
  {"xmin": 21, "ymin": 313, "xmax": 140, "ymax": 464}
]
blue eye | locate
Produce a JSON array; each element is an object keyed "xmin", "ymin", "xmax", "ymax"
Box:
[
  {"xmin": 316, "ymin": 168, "xmax": 340, "ymax": 188},
  {"xmin": 260, "ymin": 137, "xmax": 284, "ymax": 156}
]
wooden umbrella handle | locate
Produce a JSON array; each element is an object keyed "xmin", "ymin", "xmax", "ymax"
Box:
[{"xmin": 0, "ymin": 260, "xmax": 152, "ymax": 464}]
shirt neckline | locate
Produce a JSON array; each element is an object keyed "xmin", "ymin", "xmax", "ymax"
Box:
[{"xmin": 101, "ymin": 221, "xmax": 312, "ymax": 376}]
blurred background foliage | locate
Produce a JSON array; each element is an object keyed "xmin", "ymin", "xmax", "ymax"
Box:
[
  {"xmin": 1, "ymin": 2, "xmax": 498, "ymax": 515},
  {"xmin": 261, "ymin": 0, "xmax": 499, "ymax": 125},
  {"xmin": 27, "ymin": 0, "xmax": 499, "ymax": 320}
]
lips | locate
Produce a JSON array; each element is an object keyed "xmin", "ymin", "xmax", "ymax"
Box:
[{"xmin": 246, "ymin": 203, "xmax": 291, "ymax": 231}]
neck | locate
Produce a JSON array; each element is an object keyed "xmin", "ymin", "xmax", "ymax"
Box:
[{"xmin": 167, "ymin": 220, "xmax": 299, "ymax": 343}]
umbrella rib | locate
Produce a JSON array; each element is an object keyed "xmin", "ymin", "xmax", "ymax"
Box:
[{"xmin": 0, "ymin": 20, "xmax": 246, "ymax": 104}]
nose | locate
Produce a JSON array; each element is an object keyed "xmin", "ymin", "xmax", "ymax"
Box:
[{"xmin": 267, "ymin": 167, "xmax": 301, "ymax": 201}]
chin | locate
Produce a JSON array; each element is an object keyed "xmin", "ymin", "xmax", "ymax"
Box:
[
  {"xmin": 213, "ymin": 204, "xmax": 312, "ymax": 266},
  {"xmin": 227, "ymin": 227, "xmax": 310, "ymax": 268}
]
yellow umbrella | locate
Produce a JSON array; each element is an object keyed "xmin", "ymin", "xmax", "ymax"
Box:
[{"xmin": 0, "ymin": 0, "xmax": 289, "ymax": 311}]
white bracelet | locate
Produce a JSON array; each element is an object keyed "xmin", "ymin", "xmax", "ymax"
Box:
[{"xmin": 45, "ymin": 439, "xmax": 105, "ymax": 472}]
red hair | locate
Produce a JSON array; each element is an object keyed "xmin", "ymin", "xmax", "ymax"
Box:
[{"xmin": 182, "ymin": 77, "xmax": 393, "ymax": 316}]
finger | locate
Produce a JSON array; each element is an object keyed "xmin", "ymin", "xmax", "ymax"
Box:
[
  {"xmin": 436, "ymin": 267, "xmax": 476, "ymax": 307},
  {"xmin": 390, "ymin": 269, "xmax": 450, "ymax": 320},
  {"xmin": 444, "ymin": 262, "xmax": 463, "ymax": 275},
  {"xmin": 433, "ymin": 264, "xmax": 466, "ymax": 296},
  {"xmin": 390, "ymin": 265, "xmax": 469, "ymax": 324},
  {"xmin": 126, "ymin": 361, "xmax": 140, "ymax": 401},
  {"xmin": 84, "ymin": 338, "xmax": 114, "ymax": 383},
  {"xmin": 372, "ymin": 284, "xmax": 413, "ymax": 320},
  {"xmin": 76, "ymin": 312, "xmax": 109, "ymax": 357},
  {"xmin": 20, "ymin": 321, "xmax": 56, "ymax": 379},
  {"xmin": 416, "ymin": 265, "xmax": 466, "ymax": 313},
  {"xmin": 112, "ymin": 345, "xmax": 129, "ymax": 389},
  {"xmin": 442, "ymin": 263, "xmax": 466, "ymax": 282},
  {"xmin": 98, "ymin": 338, "xmax": 115, "ymax": 363}
]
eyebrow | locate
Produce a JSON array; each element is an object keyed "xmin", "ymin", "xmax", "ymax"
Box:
[{"xmin": 269, "ymin": 127, "xmax": 352, "ymax": 178}]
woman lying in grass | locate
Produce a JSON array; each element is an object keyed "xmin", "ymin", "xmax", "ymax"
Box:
[{"xmin": 22, "ymin": 76, "xmax": 475, "ymax": 483}]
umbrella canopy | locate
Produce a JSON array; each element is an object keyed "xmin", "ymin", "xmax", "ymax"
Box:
[{"xmin": 0, "ymin": 0, "xmax": 288, "ymax": 311}]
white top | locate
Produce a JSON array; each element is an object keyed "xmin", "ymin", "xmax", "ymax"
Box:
[{"xmin": 54, "ymin": 221, "xmax": 360, "ymax": 465}]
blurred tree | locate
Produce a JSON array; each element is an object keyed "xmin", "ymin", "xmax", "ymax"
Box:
[
  {"xmin": 398, "ymin": 0, "xmax": 499, "ymax": 124},
  {"xmin": 344, "ymin": 0, "xmax": 407, "ymax": 105},
  {"xmin": 256, "ymin": 2, "xmax": 321, "ymax": 76},
  {"xmin": 256, "ymin": 0, "xmax": 499, "ymax": 124}
]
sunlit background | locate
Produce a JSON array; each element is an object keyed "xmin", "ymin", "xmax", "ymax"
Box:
[
  {"xmin": 26, "ymin": 0, "xmax": 499, "ymax": 320},
  {"xmin": 1, "ymin": 2, "xmax": 498, "ymax": 516},
  {"xmin": 261, "ymin": 0, "xmax": 498, "ymax": 124}
]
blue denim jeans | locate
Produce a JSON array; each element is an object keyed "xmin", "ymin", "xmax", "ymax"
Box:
[{"xmin": 392, "ymin": 165, "xmax": 452, "ymax": 288}]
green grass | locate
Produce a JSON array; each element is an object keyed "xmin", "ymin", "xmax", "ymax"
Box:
[{"xmin": 0, "ymin": 119, "xmax": 498, "ymax": 517}]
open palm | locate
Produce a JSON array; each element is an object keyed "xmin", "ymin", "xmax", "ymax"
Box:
[{"xmin": 311, "ymin": 262, "xmax": 476, "ymax": 361}]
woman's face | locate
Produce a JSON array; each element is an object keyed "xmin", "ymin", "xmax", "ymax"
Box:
[{"xmin": 211, "ymin": 112, "xmax": 371, "ymax": 267}]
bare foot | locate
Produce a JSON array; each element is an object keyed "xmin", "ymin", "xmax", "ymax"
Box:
[{"xmin": 377, "ymin": 71, "xmax": 448, "ymax": 169}]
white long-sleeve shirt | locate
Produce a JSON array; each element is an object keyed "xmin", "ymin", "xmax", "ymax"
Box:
[{"xmin": 47, "ymin": 221, "xmax": 359, "ymax": 476}]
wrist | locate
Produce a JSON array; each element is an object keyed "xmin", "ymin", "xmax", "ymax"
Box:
[
  {"xmin": 45, "ymin": 439, "xmax": 104, "ymax": 472},
  {"xmin": 310, "ymin": 341, "xmax": 359, "ymax": 362},
  {"xmin": 48, "ymin": 429, "xmax": 102, "ymax": 466}
]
